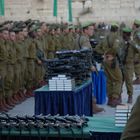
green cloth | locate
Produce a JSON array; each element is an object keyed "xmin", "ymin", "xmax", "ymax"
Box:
[
  {"xmin": 53, "ymin": 0, "xmax": 57, "ymax": 17},
  {"xmin": 0, "ymin": 0, "xmax": 4, "ymax": 16},
  {"xmin": 1, "ymin": 116, "xmax": 123, "ymax": 137},
  {"xmin": 82, "ymin": 22, "xmax": 93, "ymax": 28},
  {"xmin": 122, "ymin": 27, "xmax": 132, "ymax": 33},
  {"xmin": 134, "ymin": 19, "xmax": 140, "ymax": 26},
  {"xmin": 68, "ymin": 0, "xmax": 73, "ymax": 22}
]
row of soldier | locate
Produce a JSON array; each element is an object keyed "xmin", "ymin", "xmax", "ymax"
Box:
[{"xmin": 0, "ymin": 20, "xmax": 79, "ymax": 112}]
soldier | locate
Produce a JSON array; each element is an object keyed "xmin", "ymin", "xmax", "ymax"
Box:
[
  {"xmin": 47, "ymin": 26, "xmax": 56, "ymax": 58},
  {"xmin": 14, "ymin": 28, "xmax": 26, "ymax": 101},
  {"xmin": 26, "ymin": 30, "xmax": 37, "ymax": 95},
  {"xmin": 103, "ymin": 48, "xmax": 123, "ymax": 107},
  {"xmin": 120, "ymin": 95, "xmax": 140, "ymax": 140},
  {"xmin": 94, "ymin": 23, "xmax": 119, "ymax": 55},
  {"xmin": 5, "ymin": 29, "xmax": 18, "ymax": 106},
  {"xmin": 0, "ymin": 27, "xmax": 10, "ymax": 111},
  {"xmin": 54, "ymin": 25, "xmax": 63, "ymax": 51},
  {"xmin": 115, "ymin": 27, "xmax": 140, "ymax": 103},
  {"xmin": 132, "ymin": 19, "xmax": 140, "ymax": 84},
  {"xmin": 75, "ymin": 22, "xmax": 104, "ymax": 114},
  {"xmin": 35, "ymin": 27, "xmax": 45, "ymax": 87}
]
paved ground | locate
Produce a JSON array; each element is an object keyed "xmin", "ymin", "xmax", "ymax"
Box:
[{"xmin": 8, "ymin": 84, "xmax": 140, "ymax": 117}]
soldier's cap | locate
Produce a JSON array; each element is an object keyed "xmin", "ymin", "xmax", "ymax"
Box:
[
  {"xmin": 0, "ymin": 27, "xmax": 9, "ymax": 32},
  {"xmin": 25, "ymin": 19, "xmax": 32, "ymax": 25},
  {"xmin": 111, "ymin": 22, "xmax": 119, "ymax": 27},
  {"xmin": 12, "ymin": 28, "xmax": 23, "ymax": 33},
  {"xmin": 122, "ymin": 27, "xmax": 132, "ymax": 33},
  {"xmin": 82, "ymin": 22, "xmax": 93, "ymax": 28},
  {"xmin": 134, "ymin": 19, "xmax": 140, "ymax": 26},
  {"xmin": 30, "ymin": 24, "xmax": 40, "ymax": 32},
  {"xmin": 105, "ymin": 48, "xmax": 116, "ymax": 56},
  {"xmin": 68, "ymin": 25, "xmax": 75, "ymax": 30},
  {"xmin": 61, "ymin": 24, "xmax": 68, "ymax": 30}
]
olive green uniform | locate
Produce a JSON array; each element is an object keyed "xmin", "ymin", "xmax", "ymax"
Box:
[
  {"xmin": 26, "ymin": 38, "xmax": 36, "ymax": 89},
  {"xmin": 95, "ymin": 32, "xmax": 122, "ymax": 100},
  {"xmin": 133, "ymin": 28, "xmax": 140, "ymax": 79},
  {"xmin": 75, "ymin": 34, "xmax": 92, "ymax": 50},
  {"xmin": 0, "ymin": 39, "xmax": 7, "ymax": 99},
  {"xmin": 14, "ymin": 41, "xmax": 24, "ymax": 91},
  {"xmin": 94, "ymin": 32, "xmax": 119, "ymax": 55},
  {"xmin": 5, "ymin": 40, "xmax": 16, "ymax": 97},
  {"xmin": 35, "ymin": 38, "xmax": 45, "ymax": 85},
  {"xmin": 47, "ymin": 35, "xmax": 56, "ymax": 59},
  {"xmin": 115, "ymin": 39, "xmax": 140, "ymax": 96},
  {"xmin": 103, "ymin": 59, "xmax": 122, "ymax": 99},
  {"xmin": 120, "ymin": 95, "xmax": 140, "ymax": 140}
]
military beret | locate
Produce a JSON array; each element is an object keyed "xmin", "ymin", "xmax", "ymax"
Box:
[
  {"xmin": 0, "ymin": 27, "xmax": 9, "ymax": 32},
  {"xmin": 134, "ymin": 19, "xmax": 140, "ymax": 26},
  {"xmin": 68, "ymin": 25, "xmax": 74, "ymax": 30},
  {"xmin": 111, "ymin": 22, "xmax": 119, "ymax": 27},
  {"xmin": 82, "ymin": 22, "xmax": 93, "ymax": 28},
  {"xmin": 30, "ymin": 24, "xmax": 40, "ymax": 32},
  {"xmin": 12, "ymin": 28, "xmax": 23, "ymax": 33},
  {"xmin": 122, "ymin": 27, "xmax": 132, "ymax": 33}
]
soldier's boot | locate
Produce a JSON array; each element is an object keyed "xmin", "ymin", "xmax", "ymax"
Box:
[
  {"xmin": 10, "ymin": 95, "xmax": 18, "ymax": 104},
  {"xmin": 92, "ymin": 97, "xmax": 104, "ymax": 114},
  {"xmin": 13, "ymin": 93, "xmax": 22, "ymax": 103},
  {"xmin": 18, "ymin": 91, "xmax": 26, "ymax": 102},
  {"xmin": 133, "ymin": 77, "xmax": 140, "ymax": 85},
  {"xmin": 0, "ymin": 99, "xmax": 8, "ymax": 112},
  {"xmin": 2, "ymin": 98, "xmax": 12, "ymax": 110},
  {"xmin": 108, "ymin": 97, "xmax": 122, "ymax": 108},
  {"xmin": 5, "ymin": 97, "xmax": 15, "ymax": 107},
  {"xmin": 25, "ymin": 88, "xmax": 34, "ymax": 97},
  {"xmin": 127, "ymin": 95, "xmax": 133, "ymax": 104}
]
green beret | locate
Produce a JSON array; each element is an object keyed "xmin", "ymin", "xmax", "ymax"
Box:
[
  {"xmin": 82, "ymin": 22, "xmax": 93, "ymax": 28},
  {"xmin": 30, "ymin": 24, "xmax": 40, "ymax": 32},
  {"xmin": 68, "ymin": 25, "xmax": 74, "ymax": 30},
  {"xmin": 111, "ymin": 22, "xmax": 119, "ymax": 27},
  {"xmin": 12, "ymin": 28, "xmax": 23, "ymax": 33},
  {"xmin": 134, "ymin": 19, "xmax": 140, "ymax": 26},
  {"xmin": 0, "ymin": 27, "xmax": 8, "ymax": 32},
  {"xmin": 122, "ymin": 27, "xmax": 132, "ymax": 33}
]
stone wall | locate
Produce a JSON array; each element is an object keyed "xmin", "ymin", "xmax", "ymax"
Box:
[{"xmin": 0, "ymin": 0, "xmax": 140, "ymax": 24}]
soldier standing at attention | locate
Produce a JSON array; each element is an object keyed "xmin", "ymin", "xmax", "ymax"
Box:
[{"xmin": 0, "ymin": 28, "xmax": 10, "ymax": 111}]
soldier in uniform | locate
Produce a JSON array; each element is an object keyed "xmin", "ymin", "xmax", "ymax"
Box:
[
  {"xmin": 0, "ymin": 27, "xmax": 10, "ymax": 111},
  {"xmin": 132, "ymin": 19, "xmax": 140, "ymax": 84},
  {"xmin": 47, "ymin": 26, "xmax": 56, "ymax": 59},
  {"xmin": 75, "ymin": 22, "xmax": 104, "ymax": 114},
  {"xmin": 94, "ymin": 23, "xmax": 119, "ymax": 55},
  {"xmin": 103, "ymin": 48, "xmax": 123, "ymax": 107},
  {"xmin": 115, "ymin": 27, "xmax": 140, "ymax": 103},
  {"xmin": 14, "ymin": 28, "xmax": 26, "ymax": 101},
  {"xmin": 35, "ymin": 27, "xmax": 45, "ymax": 87},
  {"xmin": 26, "ymin": 29, "xmax": 37, "ymax": 95},
  {"xmin": 120, "ymin": 95, "xmax": 140, "ymax": 140}
]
